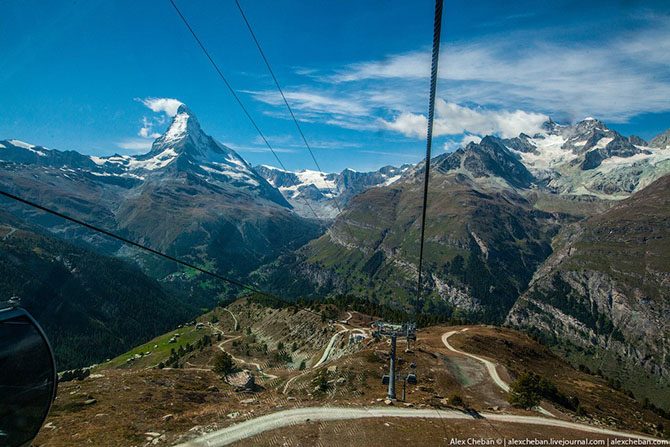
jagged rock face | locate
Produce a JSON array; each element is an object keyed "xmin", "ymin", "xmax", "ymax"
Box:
[
  {"xmin": 335, "ymin": 166, "xmax": 410, "ymax": 201},
  {"xmin": 259, "ymin": 121, "xmax": 669, "ymax": 324},
  {"xmin": 508, "ymin": 269, "xmax": 670, "ymax": 377},
  {"xmin": 0, "ymin": 105, "xmax": 321, "ymax": 281},
  {"xmin": 434, "ymin": 136, "xmax": 536, "ymax": 189},
  {"xmin": 553, "ymin": 117, "xmax": 648, "ymax": 167},
  {"xmin": 628, "ymin": 135, "xmax": 648, "ymax": 146},
  {"xmin": 557, "ymin": 117, "xmax": 646, "ymax": 165},
  {"xmin": 503, "ymin": 133, "xmax": 536, "ymax": 153},
  {"xmin": 507, "ymin": 175, "xmax": 670, "ymax": 401},
  {"xmin": 227, "ymin": 370, "xmax": 255, "ymax": 390},
  {"xmin": 0, "ymin": 139, "xmax": 101, "ymax": 169},
  {"xmin": 406, "ymin": 118, "xmax": 669, "ymax": 200},
  {"xmin": 577, "ymin": 136, "xmax": 650, "ymax": 170},
  {"xmin": 650, "ymin": 129, "xmax": 670, "ymax": 149},
  {"xmin": 499, "ymin": 119, "xmax": 670, "ymax": 198},
  {"xmin": 254, "ymin": 165, "xmax": 303, "ymax": 189}
]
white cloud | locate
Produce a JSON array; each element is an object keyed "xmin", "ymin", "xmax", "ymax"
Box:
[
  {"xmin": 244, "ymin": 15, "xmax": 669, "ymax": 146},
  {"xmin": 245, "ymin": 88, "xmax": 382, "ymax": 134},
  {"xmin": 131, "ymin": 98, "xmax": 183, "ymax": 144},
  {"xmin": 381, "ymin": 101, "xmax": 547, "ymax": 139},
  {"xmin": 460, "ymin": 134, "xmax": 482, "ymax": 146},
  {"xmin": 138, "ymin": 116, "xmax": 161, "ymax": 139},
  {"xmin": 443, "ymin": 134, "xmax": 483, "ymax": 152},
  {"xmin": 245, "ymin": 89, "xmax": 368, "ymax": 117},
  {"xmin": 379, "ymin": 112, "xmax": 427, "ymax": 138},
  {"xmin": 138, "ymin": 97, "xmax": 184, "ymax": 117},
  {"xmin": 116, "ymin": 138, "xmax": 153, "ymax": 152},
  {"xmin": 323, "ymin": 117, "xmax": 380, "ymax": 132},
  {"xmin": 327, "ymin": 18, "xmax": 670, "ymax": 122},
  {"xmin": 333, "ymin": 52, "xmax": 430, "ymax": 83}
]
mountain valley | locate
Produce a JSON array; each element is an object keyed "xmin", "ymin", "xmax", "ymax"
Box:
[{"xmin": 2, "ymin": 109, "xmax": 669, "ymax": 419}]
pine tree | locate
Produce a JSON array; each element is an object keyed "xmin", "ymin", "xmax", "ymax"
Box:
[{"xmin": 213, "ymin": 351, "xmax": 237, "ymax": 378}]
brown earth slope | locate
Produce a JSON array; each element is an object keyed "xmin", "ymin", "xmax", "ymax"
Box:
[{"xmin": 35, "ymin": 300, "xmax": 669, "ymax": 446}]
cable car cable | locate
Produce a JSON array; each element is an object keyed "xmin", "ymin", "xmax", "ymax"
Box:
[
  {"xmin": 0, "ymin": 188, "xmax": 331, "ymax": 320},
  {"xmin": 168, "ymin": 0, "xmax": 324, "ymax": 223},
  {"xmin": 415, "ymin": 0, "xmax": 444, "ymax": 319},
  {"xmin": 233, "ymin": 0, "xmax": 358, "ymax": 241}
]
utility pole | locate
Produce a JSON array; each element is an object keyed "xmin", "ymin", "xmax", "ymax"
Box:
[
  {"xmin": 405, "ymin": 322, "xmax": 416, "ymax": 353},
  {"xmin": 405, "ymin": 324, "xmax": 410, "ymax": 352},
  {"xmin": 387, "ymin": 332, "xmax": 397, "ymax": 400},
  {"xmin": 376, "ymin": 321, "xmax": 416, "ymax": 401}
]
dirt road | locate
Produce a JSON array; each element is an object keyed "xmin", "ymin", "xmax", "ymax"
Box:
[
  {"xmin": 173, "ymin": 406, "xmax": 661, "ymax": 447},
  {"xmin": 442, "ymin": 329, "xmax": 510, "ymax": 392}
]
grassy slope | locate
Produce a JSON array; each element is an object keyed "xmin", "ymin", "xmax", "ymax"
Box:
[
  {"xmin": 276, "ymin": 174, "xmax": 559, "ymax": 322},
  {"xmin": 101, "ymin": 324, "xmax": 208, "ymax": 369},
  {"xmin": 565, "ymin": 175, "xmax": 670, "ymax": 300}
]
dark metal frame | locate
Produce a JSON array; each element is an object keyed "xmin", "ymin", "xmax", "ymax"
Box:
[{"xmin": 0, "ymin": 306, "xmax": 58, "ymax": 447}]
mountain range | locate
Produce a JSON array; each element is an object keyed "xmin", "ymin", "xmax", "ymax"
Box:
[
  {"xmin": 1, "ymin": 107, "xmax": 669, "ymax": 409},
  {"xmin": 0, "ymin": 105, "xmax": 324, "ymax": 367},
  {"xmin": 255, "ymin": 164, "xmax": 411, "ymax": 218},
  {"xmin": 0, "ymin": 105, "xmax": 321, "ymax": 282},
  {"xmin": 251, "ymin": 117, "xmax": 670, "ymax": 408},
  {"xmin": 257, "ymin": 118, "xmax": 670, "ymax": 313},
  {"xmin": 507, "ymin": 174, "xmax": 670, "ymax": 408},
  {"xmin": 0, "ymin": 105, "xmax": 418, "ymax": 370},
  {"xmin": 0, "ymin": 210, "xmax": 199, "ymax": 369}
]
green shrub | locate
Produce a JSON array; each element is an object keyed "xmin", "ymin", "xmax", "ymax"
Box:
[
  {"xmin": 213, "ymin": 351, "xmax": 237, "ymax": 378},
  {"xmin": 508, "ymin": 372, "xmax": 578, "ymax": 411},
  {"xmin": 312, "ymin": 369, "xmax": 330, "ymax": 392},
  {"xmin": 450, "ymin": 394, "xmax": 464, "ymax": 406}
]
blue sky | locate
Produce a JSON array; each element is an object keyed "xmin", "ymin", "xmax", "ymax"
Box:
[{"xmin": 1, "ymin": 0, "xmax": 670, "ymax": 172}]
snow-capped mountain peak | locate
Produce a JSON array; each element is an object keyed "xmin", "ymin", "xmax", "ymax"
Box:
[
  {"xmin": 255, "ymin": 164, "xmax": 411, "ymax": 218},
  {"xmin": 500, "ymin": 118, "xmax": 669, "ymax": 197},
  {"xmin": 0, "ymin": 105, "xmax": 288, "ymax": 206},
  {"xmin": 158, "ymin": 104, "xmax": 200, "ymax": 144},
  {"xmin": 148, "ymin": 104, "xmax": 222, "ymax": 160},
  {"xmin": 96, "ymin": 105, "xmax": 257, "ymax": 181},
  {"xmin": 427, "ymin": 116, "xmax": 669, "ymax": 199}
]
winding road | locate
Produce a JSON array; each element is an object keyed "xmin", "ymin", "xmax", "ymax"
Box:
[
  {"xmin": 222, "ymin": 308, "xmax": 238, "ymax": 331},
  {"xmin": 281, "ymin": 371, "xmax": 305, "ymax": 394},
  {"xmin": 283, "ymin": 313, "xmax": 367, "ymax": 394},
  {"xmin": 441, "ymin": 329, "xmax": 510, "ymax": 392},
  {"xmin": 442, "ymin": 328, "xmax": 553, "ymax": 417},
  {"xmin": 174, "ymin": 326, "xmax": 660, "ymax": 446},
  {"xmin": 173, "ymin": 406, "xmax": 661, "ymax": 447},
  {"xmin": 208, "ymin": 321, "xmax": 278, "ymax": 380},
  {"xmin": 312, "ymin": 327, "xmax": 349, "ymax": 369}
]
